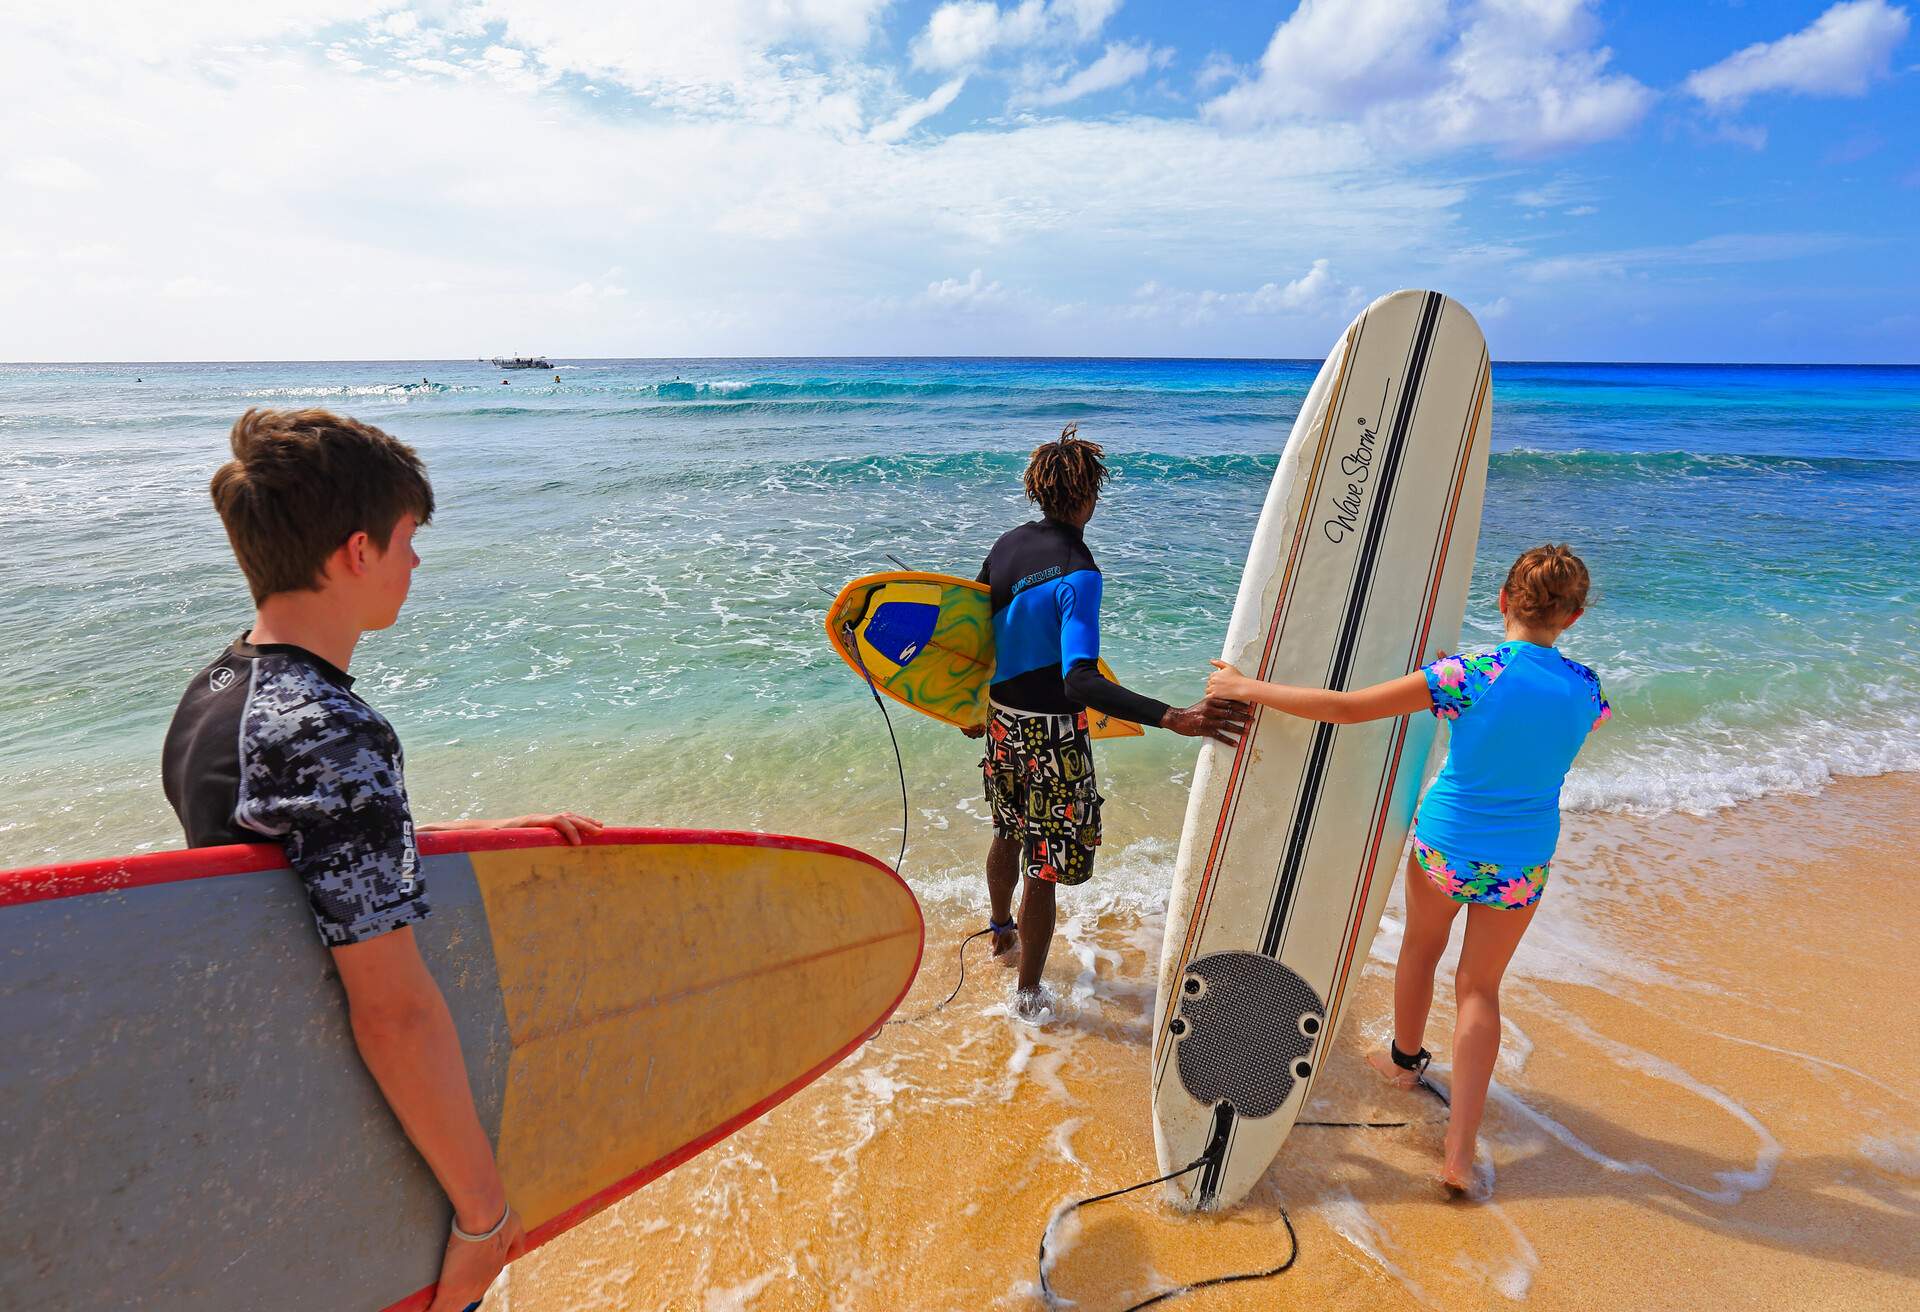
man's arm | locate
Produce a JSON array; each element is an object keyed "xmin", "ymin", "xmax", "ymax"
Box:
[
  {"xmin": 1057, "ymin": 571, "xmax": 1247, "ymax": 744},
  {"xmin": 333, "ymin": 928, "xmax": 525, "ymax": 1311},
  {"xmin": 1056, "ymin": 571, "xmax": 1174, "ymax": 725}
]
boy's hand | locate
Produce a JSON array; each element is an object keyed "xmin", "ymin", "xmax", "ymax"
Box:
[
  {"xmin": 959, "ymin": 723, "xmax": 987, "ymax": 739},
  {"xmin": 506, "ymin": 812, "xmax": 605, "ymax": 844},
  {"xmin": 1207, "ymin": 659, "xmax": 1253, "ymax": 702},
  {"xmin": 426, "ymin": 1206, "xmax": 526, "ymax": 1312}
]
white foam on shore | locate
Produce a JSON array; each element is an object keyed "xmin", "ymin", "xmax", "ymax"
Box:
[
  {"xmin": 1564, "ymin": 713, "xmax": 1920, "ymax": 818},
  {"xmin": 701, "ymin": 1263, "xmax": 784, "ymax": 1312},
  {"xmin": 1860, "ymin": 1132, "xmax": 1920, "ymax": 1178},
  {"xmin": 1707, "ymin": 1030, "xmax": 1914, "ymax": 1106},
  {"xmin": 1543, "ymin": 1002, "xmax": 1783, "ymax": 1199},
  {"xmin": 1480, "ymin": 1195, "xmax": 1540, "ymax": 1301},
  {"xmin": 1050, "ymin": 1116, "xmax": 1088, "ymax": 1169},
  {"xmin": 999, "ymin": 1020, "xmax": 1080, "ymax": 1105},
  {"xmin": 1316, "ymin": 1188, "xmax": 1432, "ymax": 1305}
]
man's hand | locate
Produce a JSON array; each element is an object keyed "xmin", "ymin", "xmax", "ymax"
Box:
[
  {"xmin": 504, "ymin": 812, "xmax": 605, "ymax": 844},
  {"xmin": 1160, "ymin": 696, "xmax": 1251, "ymax": 746},
  {"xmin": 959, "ymin": 722, "xmax": 988, "ymax": 739},
  {"xmin": 426, "ymin": 1206, "xmax": 526, "ymax": 1312}
]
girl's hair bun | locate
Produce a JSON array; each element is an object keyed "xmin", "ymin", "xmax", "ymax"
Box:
[{"xmin": 1502, "ymin": 544, "xmax": 1589, "ymax": 625}]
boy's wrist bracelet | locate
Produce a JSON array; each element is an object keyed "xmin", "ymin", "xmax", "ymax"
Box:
[{"xmin": 452, "ymin": 1200, "xmax": 511, "ymax": 1243}]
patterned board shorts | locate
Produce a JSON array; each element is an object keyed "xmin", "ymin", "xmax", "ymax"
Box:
[
  {"xmin": 981, "ymin": 704, "xmax": 1103, "ymax": 886},
  {"xmin": 1413, "ymin": 831, "xmax": 1549, "ymax": 909}
]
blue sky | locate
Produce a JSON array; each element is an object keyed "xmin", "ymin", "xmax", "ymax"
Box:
[{"xmin": 3, "ymin": 1, "xmax": 1915, "ymax": 361}]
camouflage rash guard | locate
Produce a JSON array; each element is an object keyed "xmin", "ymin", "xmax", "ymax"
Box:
[{"xmin": 162, "ymin": 637, "xmax": 429, "ymax": 947}]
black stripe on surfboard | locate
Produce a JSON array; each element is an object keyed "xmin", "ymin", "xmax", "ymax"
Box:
[
  {"xmin": 1258, "ymin": 315, "xmax": 1428, "ymax": 965},
  {"xmin": 1271, "ymin": 328, "xmax": 1449, "ymax": 966},
  {"xmin": 1315, "ymin": 347, "xmax": 1487, "ymax": 1062},
  {"xmin": 1258, "ymin": 290, "xmax": 1442, "ymax": 961},
  {"xmin": 1192, "ymin": 292, "xmax": 1444, "ymax": 1211},
  {"xmin": 1156, "ymin": 310, "xmax": 1375, "ymax": 1094}
]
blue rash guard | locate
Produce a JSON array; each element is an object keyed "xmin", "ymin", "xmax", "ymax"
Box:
[
  {"xmin": 1415, "ymin": 641, "xmax": 1611, "ymax": 867},
  {"xmin": 977, "ymin": 518, "xmax": 1172, "ymax": 726}
]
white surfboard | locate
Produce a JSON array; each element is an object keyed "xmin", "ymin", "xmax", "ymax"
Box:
[{"xmin": 1150, "ymin": 290, "xmax": 1492, "ymax": 1209}]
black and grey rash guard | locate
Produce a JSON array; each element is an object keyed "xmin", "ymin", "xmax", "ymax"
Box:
[
  {"xmin": 978, "ymin": 518, "xmax": 1172, "ymax": 726},
  {"xmin": 161, "ymin": 636, "xmax": 428, "ymax": 947}
]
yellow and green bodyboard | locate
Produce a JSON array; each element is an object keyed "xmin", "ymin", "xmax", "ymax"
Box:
[{"xmin": 824, "ymin": 571, "xmax": 1142, "ymax": 739}]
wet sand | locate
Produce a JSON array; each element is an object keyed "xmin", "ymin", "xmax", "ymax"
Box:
[{"xmin": 487, "ymin": 774, "xmax": 1920, "ymax": 1311}]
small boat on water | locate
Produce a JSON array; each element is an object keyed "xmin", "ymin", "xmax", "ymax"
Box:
[{"xmin": 490, "ymin": 355, "xmax": 553, "ymax": 370}]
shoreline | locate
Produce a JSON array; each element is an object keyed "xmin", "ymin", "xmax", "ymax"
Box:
[{"xmin": 489, "ymin": 772, "xmax": 1920, "ymax": 1311}]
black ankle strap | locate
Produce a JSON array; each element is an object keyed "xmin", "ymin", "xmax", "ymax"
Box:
[{"xmin": 1390, "ymin": 1042, "xmax": 1431, "ymax": 1073}]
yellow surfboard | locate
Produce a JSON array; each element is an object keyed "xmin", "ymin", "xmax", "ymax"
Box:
[
  {"xmin": 824, "ymin": 570, "xmax": 1143, "ymax": 739},
  {"xmin": 0, "ymin": 828, "xmax": 922, "ymax": 1311}
]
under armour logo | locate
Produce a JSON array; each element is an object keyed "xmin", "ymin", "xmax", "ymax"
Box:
[{"xmin": 209, "ymin": 667, "xmax": 237, "ymax": 693}]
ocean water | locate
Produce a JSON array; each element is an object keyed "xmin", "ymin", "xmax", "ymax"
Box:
[{"xmin": 2, "ymin": 357, "xmax": 1917, "ymax": 878}]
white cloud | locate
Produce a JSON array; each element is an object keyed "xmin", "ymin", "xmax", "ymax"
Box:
[
  {"xmin": 1684, "ymin": 0, "xmax": 1911, "ymax": 109},
  {"xmin": 1194, "ymin": 51, "xmax": 1238, "ymax": 93},
  {"xmin": 1128, "ymin": 260, "xmax": 1363, "ymax": 325},
  {"xmin": 924, "ymin": 268, "xmax": 1008, "ymax": 307},
  {"xmin": 477, "ymin": 0, "xmax": 895, "ymax": 128},
  {"xmin": 0, "ymin": 6, "xmax": 1475, "ymax": 360},
  {"xmin": 911, "ymin": 0, "xmax": 1121, "ymax": 72},
  {"xmin": 1525, "ymin": 232, "xmax": 1855, "ymax": 282},
  {"xmin": 1701, "ymin": 120, "xmax": 1770, "ymax": 151},
  {"xmin": 7, "ymin": 156, "xmax": 100, "ymax": 191},
  {"xmin": 1513, "ymin": 176, "xmax": 1586, "ymax": 209},
  {"xmin": 1210, "ymin": 0, "xmax": 1453, "ymax": 119},
  {"xmin": 869, "ymin": 76, "xmax": 968, "ymax": 142},
  {"xmin": 161, "ymin": 276, "xmax": 233, "ymax": 300},
  {"xmin": 1207, "ymin": 0, "xmax": 1654, "ymax": 155},
  {"xmin": 1012, "ymin": 41, "xmax": 1167, "ymax": 108}
]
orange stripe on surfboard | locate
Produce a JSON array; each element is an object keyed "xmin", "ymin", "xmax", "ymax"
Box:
[
  {"xmin": 1159, "ymin": 319, "xmax": 1362, "ymax": 1055},
  {"xmin": 1318, "ymin": 353, "xmax": 1488, "ymax": 1054}
]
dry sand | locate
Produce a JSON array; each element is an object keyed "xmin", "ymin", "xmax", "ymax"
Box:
[{"xmin": 489, "ymin": 774, "xmax": 1920, "ymax": 1311}]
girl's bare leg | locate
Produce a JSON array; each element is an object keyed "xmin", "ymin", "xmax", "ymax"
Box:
[
  {"xmin": 1367, "ymin": 851, "xmax": 1461, "ymax": 1088},
  {"xmin": 1444, "ymin": 899, "xmax": 1539, "ymax": 1190}
]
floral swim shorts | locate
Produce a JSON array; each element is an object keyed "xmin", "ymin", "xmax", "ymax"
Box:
[
  {"xmin": 1412, "ymin": 832, "xmax": 1549, "ymax": 909},
  {"xmin": 982, "ymin": 704, "xmax": 1102, "ymax": 886}
]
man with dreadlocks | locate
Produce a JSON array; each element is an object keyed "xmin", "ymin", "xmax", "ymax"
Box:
[{"xmin": 970, "ymin": 424, "xmax": 1249, "ymax": 1016}]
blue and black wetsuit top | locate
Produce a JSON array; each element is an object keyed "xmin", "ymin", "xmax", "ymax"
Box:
[{"xmin": 978, "ymin": 518, "xmax": 1171, "ymax": 726}]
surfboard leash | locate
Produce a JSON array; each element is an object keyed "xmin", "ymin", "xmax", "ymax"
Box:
[
  {"xmin": 829, "ymin": 600, "xmax": 1003, "ymax": 1029},
  {"xmin": 884, "ymin": 925, "xmax": 995, "ymax": 1027},
  {"xmin": 1038, "ymin": 1156, "xmax": 1298, "ymax": 1312},
  {"xmin": 838, "ymin": 616, "xmax": 911, "ymax": 880},
  {"xmin": 1035, "ymin": 1070, "xmax": 1449, "ymax": 1309}
]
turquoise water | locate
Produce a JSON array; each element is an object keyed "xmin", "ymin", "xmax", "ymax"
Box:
[{"xmin": 2, "ymin": 358, "xmax": 1917, "ymax": 877}]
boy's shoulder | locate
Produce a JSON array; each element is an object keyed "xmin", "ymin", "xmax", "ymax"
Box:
[{"xmin": 242, "ymin": 649, "xmax": 396, "ymax": 763}]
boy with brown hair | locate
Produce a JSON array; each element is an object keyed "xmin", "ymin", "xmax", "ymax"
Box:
[{"xmin": 162, "ymin": 408, "xmax": 601, "ymax": 1311}]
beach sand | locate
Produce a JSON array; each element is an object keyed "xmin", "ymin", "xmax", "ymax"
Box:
[{"xmin": 486, "ymin": 774, "xmax": 1919, "ymax": 1311}]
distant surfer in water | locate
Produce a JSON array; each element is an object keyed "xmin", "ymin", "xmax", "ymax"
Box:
[
  {"xmin": 1207, "ymin": 545, "xmax": 1609, "ymax": 1195},
  {"xmin": 161, "ymin": 408, "xmax": 604, "ymax": 1310},
  {"xmin": 968, "ymin": 425, "xmax": 1249, "ymax": 1018}
]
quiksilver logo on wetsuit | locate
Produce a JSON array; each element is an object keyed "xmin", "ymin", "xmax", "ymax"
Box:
[
  {"xmin": 1323, "ymin": 415, "xmax": 1380, "ymax": 545},
  {"xmin": 1013, "ymin": 565, "xmax": 1063, "ymax": 595}
]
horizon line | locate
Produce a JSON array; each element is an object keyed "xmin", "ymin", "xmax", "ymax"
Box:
[{"xmin": 3, "ymin": 354, "xmax": 1918, "ymax": 369}]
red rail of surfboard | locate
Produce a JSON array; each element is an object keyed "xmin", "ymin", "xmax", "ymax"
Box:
[{"xmin": 0, "ymin": 826, "xmax": 925, "ymax": 1312}]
